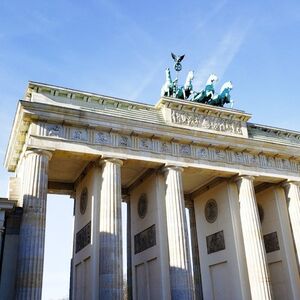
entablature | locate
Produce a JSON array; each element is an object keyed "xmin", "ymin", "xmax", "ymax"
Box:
[{"xmin": 5, "ymin": 82, "xmax": 300, "ymax": 179}]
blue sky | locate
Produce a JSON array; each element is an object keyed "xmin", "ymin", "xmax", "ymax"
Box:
[{"xmin": 1, "ymin": 0, "xmax": 300, "ymax": 299}]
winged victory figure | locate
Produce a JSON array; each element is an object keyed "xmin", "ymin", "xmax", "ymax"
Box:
[{"xmin": 171, "ymin": 52, "xmax": 185, "ymax": 72}]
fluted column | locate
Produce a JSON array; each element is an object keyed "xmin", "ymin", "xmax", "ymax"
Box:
[
  {"xmin": 99, "ymin": 158, "xmax": 123, "ymax": 299},
  {"xmin": 274, "ymin": 187, "xmax": 300, "ymax": 299},
  {"xmin": 235, "ymin": 175, "xmax": 272, "ymax": 300},
  {"xmin": 282, "ymin": 181, "xmax": 300, "ymax": 266},
  {"xmin": 125, "ymin": 196, "xmax": 132, "ymax": 300},
  {"xmin": 0, "ymin": 211, "xmax": 5, "ymax": 267},
  {"xmin": 16, "ymin": 149, "xmax": 52, "ymax": 300},
  {"xmin": 163, "ymin": 166, "xmax": 193, "ymax": 300},
  {"xmin": 186, "ymin": 199, "xmax": 203, "ymax": 300}
]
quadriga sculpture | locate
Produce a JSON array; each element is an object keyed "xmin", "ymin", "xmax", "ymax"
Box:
[
  {"xmin": 208, "ymin": 81, "xmax": 233, "ymax": 107},
  {"xmin": 175, "ymin": 70, "xmax": 194, "ymax": 100},
  {"xmin": 192, "ymin": 74, "xmax": 218, "ymax": 104},
  {"xmin": 161, "ymin": 68, "xmax": 177, "ymax": 97}
]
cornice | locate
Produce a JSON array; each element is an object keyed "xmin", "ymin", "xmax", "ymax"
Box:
[{"xmin": 5, "ymin": 82, "xmax": 300, "ymax": 174}]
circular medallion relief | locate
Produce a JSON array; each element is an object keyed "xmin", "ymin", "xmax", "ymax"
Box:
[
  {"xmin": 258, "ymin": 203, "xmax": 264, "ymax": 223},
  {"xmin": 80, "ymin": 187, "xmax": 88, "ymax": 215},
  {"xmin": 138, "ymin": 193, "xmax": 148, "ymax": 219},
  {"xmin": 205, "ymin": 199, "xmax": 218, "ymax": 223}
]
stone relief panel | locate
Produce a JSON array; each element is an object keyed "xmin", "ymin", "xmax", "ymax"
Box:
[
  {"xmin": 159, "ymin": 141, "xmax": 171, "ymax": 153},
  {"xmin": 134, "ymin": 224, "xmax": 156, "ymax": 254},
  {"xmin": 46, "ymin": 124, "xmax": 63, "ymax": 137},
  {"xmin": 179, "ymin": 144, "xmax": 191, "ymax": 156},
  {"xmin": 75, "ymin": 221, "xmax": 91, "ymax": 253},
  {"xmin": 263, "ymin": 232, "xmax": 280, "ymax": 253},
  {"xmin": 118, "ymin": 135, "xmax": 131, "ymax": 147},
  {"xmin": 214, "ymin": 149, "xmax": 226, "ymax": 161},
  {"xmin": 206, "ymin": 230, "xmax": 225, "ymax": 254},
  {"xmin": 170, "ymin": 109, "xmax": 243, "ymax": 136},
  {"xmin": 70, "ymin": 128, "xmax": 88, "ymax": 141},
  {"xmin": 139, "ymin": 138, "xmax": 153, "ymax": 151},
  {"xmin": 197, "ymin": 147, "xmax": 209, "ymax": 159},
  {"xmin": 95, "ymin": 131, "xmax": 111, "ymax": 145}
]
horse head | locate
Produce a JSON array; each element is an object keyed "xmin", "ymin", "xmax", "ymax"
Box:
[
  {"xmin": 206, "ymin": 74, "xmax": 218, "ymax": 85},
  {"xmin": 161, "ymin": 68, "xmax": 174, "ymax": 97},
  {"xmin": 184, "ymin": 70, "xmax": 194, "ymax": 89},
  {"xmin": 165, "ymin": 68, "xmax": 172, "ymax": 82},
  {"xmin": 220, "ymin": 81, "xmax": 233, "ymax": 94}
]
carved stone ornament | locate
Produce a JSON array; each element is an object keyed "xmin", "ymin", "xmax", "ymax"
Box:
[
  {"xmin": 71, "ymin": 128, "xmax": 88, "ymax": 141},
  {"xmin": 119, "ymin": 135, "xmax": 131, "ymax": 147},
  {"xmin": 206, "ymin": 230, "xmax": 225, "ymax": 254},
  {"xmin": 171, "ymin": 109, "xmax": 243, "ymax": 135},
  {"xmin": 140, "ymin": 138, "xmax": 152, "ymax": 150},
  {"xmin": 179, "ymin": 144, "xmax": 191, "ymax": 156},
  {"xmin": 134, "ymin": 224, "xmax": 156, "ymax": 254},
  {"xmin": 205, "ymin": 199, "xmax": 218, "ymax": 223},
  {"xmin": 80, "ymin": 187, "xmax": 88, "ymax": 215},
  {"xmin": 95, "ymin": 131, "xmax": 111, "ymax": 144},
  {"xmin": 263, "ymin": 232, "xmax": 280, "ymax": 253},
  {"xmin": 160, "ymin": 141, "xmax": 171, "ymax": 153},
  {"xmin": 75, "ymin": 221, "xmax": 91, "ymax": 253},
  {"xmin": 46, "ymin": 124, "xmax": 63, "ymax": 137},
  {"xmin": 138, "ymin": 193, "xmax": 148, "ymax": 219}
]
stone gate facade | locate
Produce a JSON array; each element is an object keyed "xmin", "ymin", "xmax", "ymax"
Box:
[{"xmin": 1, "ymin": 81, "xmax": 300, "ymax": 299}]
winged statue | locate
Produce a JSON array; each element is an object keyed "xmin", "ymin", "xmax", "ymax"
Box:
[{"xmin": 171, "ymin": 52, "xmax": 185, "ymax": 72}]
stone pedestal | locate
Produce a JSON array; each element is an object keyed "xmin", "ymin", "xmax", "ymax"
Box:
[
  {"xmin": 16, "ymin": 149, "xmax": 52, "ymax": 300},
  {"xmin": 282, "ymin": 181, "xmax": 300, "ymax": 268},
  {"xmin": 235, "ymin": 175, "xmax": 272, "ymax": 300},
  {"xmin": 99, "ymin": 158, "xmax": 123, "ymax": 299},
  {"xmin": 163, "ymin": 166, "xmax": 193, "ymax": 300}
]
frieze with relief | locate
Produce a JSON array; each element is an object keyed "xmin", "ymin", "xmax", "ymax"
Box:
[
  {"xmin": 39, "ymin": 123, "xmax": 300, "ymax": 175},
  {"xmin": 95, "ymin": 131, "xmax": 111, "ymax": 145},
  {"xmin": 71, "ymin": 128, "xmax": 88, "ymax": 141},
  {"xmin": 170, "ymin": 109, "xmax": 243, "ymax": 136},
  {"xmin": 46, "ymin": 124, "xmax": 63, "ymax": 137}
]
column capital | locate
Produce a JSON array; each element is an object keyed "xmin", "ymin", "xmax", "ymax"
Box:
[
  {"xmin": 99, "ymin": 157, "xmax": 124, "ymax": 167},
  {"xmin": 162, "ymin": 164, "xmax": 184, "ymax": 174},
  {"xmin": 234, "ymin": 174, "xmax": 255, "ymax": 184},
  {"xmin": 281, "ymin": 180, "xmax": 300, "ymax": 189},
  {"xmin": 25, "ymin": 148, "xmax": 53, "ymax": 160}
]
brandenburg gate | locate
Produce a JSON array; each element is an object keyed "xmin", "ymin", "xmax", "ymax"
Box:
[{"xmin": 1, "ymin": 80, "xmax": 300, "ymax": 299}]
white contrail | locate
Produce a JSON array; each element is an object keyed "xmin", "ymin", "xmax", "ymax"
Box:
[{"xmin": 194, "ymin": 20, "xmax": 253, "ymax": 89}]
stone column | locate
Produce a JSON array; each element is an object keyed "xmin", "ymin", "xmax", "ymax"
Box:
[
  {"xmin": 99, "ymin": 158, "xmax": 123, "ymax": 299},
  {"xmin": 163, "ymin": 166, "xmax": 193, "ymax": 300},
  {"xmin": 16, "ymin": 149, "xmax": 52, "ymax": 300},
  {"xmin": 186, "ymin": 199, "xmax": 203, "ymax": 300},
  {"xmin": 282, "ymin": 181, "xmax": 300, "ymax": 267},
  {"xmin": 125, "ymin": 197, "xmax": 133, "ymax": 300},
  {"xmin": 0, "ymin": 211, "xmax": 5, "ymax": 268},
  {"xmin": 235, "ymin": 175, "xmax": 272, "ymax": 300},
  {"xmin": 274, "ymin": 187, "xmax": 300, "ymax": 299}
]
